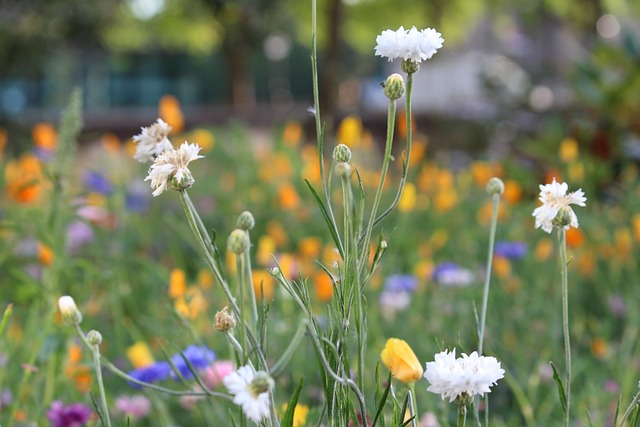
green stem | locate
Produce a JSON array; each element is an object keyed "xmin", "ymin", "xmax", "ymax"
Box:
[
  {"xmin": 372, "ymin": 72, "xmax": 414, "ymax": 229},
  {"xmin": 559, "ymin": 228, "xmax": 571, "ymax": 427},
  {"xmin": 477, "ymin": 192, "xmax": 500, "ymax": 355},
  {"xmin": 91, "ymin": 344, "xmax": 112, "ymax": 427},
  {"xmin": 408, "ymin": 383, "xmax": 419, "ymax": 427},
  {"xmin": 458, "ymin": 404, "xmax": 467, "ymax": 427},
  {"xmin": 243, "ymin": 233, "xmax": 259, "ymax": 328},
  {"xmin": 360, "ymin": 99, "xmax": 397, "ymax": 270},
  {"xmin": 618, "ymin": 389, "xmax": 640, "ymax": 427},
  {"xmin": 236, "ymin": 254, "xmax": 248, "ymax": 365}
]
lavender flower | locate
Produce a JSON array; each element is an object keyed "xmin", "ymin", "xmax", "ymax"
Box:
[
  {"xmin": 170, "ymin": 345, "xmax": 216, "ymax": 379},
  {"xmin": 127, "ymin": 361, "xmax": 171, "ymax": 389},
  {"xmin": 83, "ymin": 171, "xmax": 112, "ymax": 195},
  {"xmin": 432, "ymin": 262, "xmax": 474, "ymax": 287},
  {"xmin": 383, "ymin": 274, "xmax": 418, "ymax": 293}
]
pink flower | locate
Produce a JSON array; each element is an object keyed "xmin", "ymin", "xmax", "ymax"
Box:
[
  {"xmin": 203, "ymin": 360, "xmax": 235, "ymax": 388},
  {"xmin": 114, "ymin": 395, "xmax": 151, "ymax": 419}
]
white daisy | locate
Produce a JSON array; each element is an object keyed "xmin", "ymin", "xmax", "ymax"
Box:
[
  {"xmin": 423, "ymin": 349, "xmax": 505, "ymax": 403},
  {"xmin": 375, "ymin": 26, "xmax": 444, "ymax": 63},
  {"xmin": 145, "ymin": 142, "xmax": 203, "ymax": 197},
  {"xmin": 224, "ymin": 365, "xmax": 273, "ymax": 423},
  {"xmin": 532, "ymin": 178, "xmax": 587, "ymax": 233},
  {"xmin": 132, "ymin": 118, "xmax": 174, "ymax": 163}
]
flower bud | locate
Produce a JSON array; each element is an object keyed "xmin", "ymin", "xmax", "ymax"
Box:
[
  {"xmin": 227, "ymin": 229, "xmax": 249, "ymax": 254},
  {"xmin": 552, "ymin": 207, "xmax": 573, "ymax": 229},
  {"xmin": 486, "ymin": 177, "xmax": 504, "ymax": 195},
  {"xmin": 401, "ymin": 59, "xmax": 420, "ymax": 74},
  {"xmin": 214, "ymin": 306, "xmax": 236, "ymax": 332},
  {"xmin": 236, "ymin": 211, "xmax": 255, "ymax": 231},
  {"xmin": 332, "ymin": 144, "xmax": 352, "ymax": 163},
  {"xmin": 380, "ymin": 240, "xmax": 388, "ymax": 249},
  {"xmin": 167, "ymin": 172, "xmax": 195, "ymax": 192},
  {"xmin": 380, "ymin": 338, "xmax": 423, "ymax": 383},
  {"xmin": 382, "ymin": 73, "xmax": 405, "ymax": 100},
  {"xmin": 86, "ymin": 330, "xmax": 103, "ymax": 346},
  {"xmin": 334, "ymin": 162, "xmax": 352, "ymax": 178},
  {"xmin": 269, "ymin": 267, "xmax": 280, "ymax": 277},
  {"xmin": 58, "ymin": 296, "xmax": 82, "ymax": 326},
  {"xmin": 249, "ymin": 371, "xmax": 274, "ymax": 396}
]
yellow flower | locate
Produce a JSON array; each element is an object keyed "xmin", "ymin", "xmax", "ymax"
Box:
[
  {"xmin": 534, "ymin": 238, "xmax": 554, "ymax": 262},
  {"xmin": 398, "ymin": 182, "xmax": 416, "ymax": 213},
  {"xmin": 337, "ymin": 115, "xmax": 362, "ymax": 147},
  {"xmin": 257, "ymin": 235, "xmax": 277, "ymax": 266},
  {"xmin": 174, "ymin": 287, "xmax": 208, "ymax": 319},
  {"xmin": 281, "ymin": 403, "xmax": 310, "ymax": 427},
  {"xmin": 559, "ymin": 137, "xmax": 579, "ymax": 163},
  {"xmin": 380, "ymin": 338, "xmax": 423, "ymax": 383},
  {"xmin": 168, "ymin": 268, "xmax": 187, "ymax": 299},
  {"xmin": 252, "ymin": 270, "xmax": 275, "ymax": 301},
  {"xmin": 126, "ymin": 342, "xmax": 155, "ymax": 368},
  {"xmin": 189, "ymin": 128, "xmax": 215, "ymax": 152}
]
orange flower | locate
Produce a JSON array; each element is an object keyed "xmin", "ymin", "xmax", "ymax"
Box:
[
  {"xmin": 503, "ymin": 180, "xmax": 522, "ymax": 204},
  {"xmin": 282, "ymin": 121, "xmax": 303, "ymax": 147},
  {"xmin": 434, "ymin": 191, "xmax": 457, "ymax": 213},
  {"xmin": 314, "ymin": 271, "xmax": 333, "ymax": 302},
  {"xmin": 198, "ymin": 269, "xmax": 214, "ymax": 290},
  {"xmin": 278, "ymin": 183, "xmax": 300, "ymax": 210},
  {"xmin": 396, "ymin": 109, "xmax": 416, "ymax": 139},
  {"xmin": 534, "ymin": 238, "xmax": 554, "ymax": 261},
  {"xmin": 37, "ymin": 242, "xmax": 54, "ymax": 267},
  {"xmin": 168, "ymin": 268, "xmax": 187, "ymax": 299},
  {"xmin": 101, "ymin": 132, "xmax": 121, "ymax": 154},
  {"xmin": 407, "ymin": 136, "xmax": 428, "ymax": 168},
  {"xmin": 591, "ymin": 338, "xmax": 607, "ymax": 359},
  {"xmin": 4, "ymin": 153, "xmax": 46, "ymax": 203},
  {"xmin": 565, "ymin": 228, "xmax": 584, "ymax": 248},
  {"xmin": 492, "ymin": 256, "xmax": 511, "ymax": 279},
  {"xmin": 470, "ymin": 161, "xmax": 499, "ymax": 188},
  {"xmin": 380, "ymin": 338, "xmax": 423, "ymax": 383},
  {"xmin": 252, "ymin": 269, "xmax": 275, "ymax": 301},
  {"xmin": 267, "ymin": 221, "xmax": 288, "ymax": 247},
  {"xmin": 159, "ymin": 95, "xmax": 184, "ymax": 134},
  {"xmin": 615, "ymin": 228, "xmax": 633, "ymax": 258},
  {"xmin": 298, "ymin": 236, "xmax": 322, "ymax": 260},
  {"xmin": 0, "ymin": 127, "xmax": 7, "ymax": 159},
  {"xmin": 32, "ymin": 122, "xmax": 57, "ymax": 150}
]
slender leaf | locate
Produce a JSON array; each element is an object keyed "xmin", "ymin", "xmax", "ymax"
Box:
[
  {"xmin": 281, "ymin": 377, "xmax": 305, "ymax": 427},
  {"xmin": 550, "ymin": 362, "xmax": 567, "ymax": 414},
  {"xmin": 304, "ymin": 179, "xmax": 344, "ymax": 258}
]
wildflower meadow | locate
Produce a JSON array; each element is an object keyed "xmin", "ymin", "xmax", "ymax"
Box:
[{"xmin": 2, "ymin": 1, "xmax": 640, "ymax": 426}]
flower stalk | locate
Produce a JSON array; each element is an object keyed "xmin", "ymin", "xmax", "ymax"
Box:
[{"xmin": 559, "ymin": 228, "xmax": 571, "ymax": 427}]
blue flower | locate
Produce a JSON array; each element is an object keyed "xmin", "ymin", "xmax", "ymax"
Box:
[
  {"xmin": 494, "ymin": 241, "xmax": 527, "ymax": 260},
  {"xmin": 170, "ymin": 345, "xmax": 216, "ymax": 379},
  {"xmin": 83, "ymin": 171, "xmax": 112, "ymax": 195},
  {"xmin": 127, "ymin": 362, "xmax": 171, "ymax": 389},
  {"xmin": 383, "ymin": 274, "xmax": 418, "ymax": 293}
]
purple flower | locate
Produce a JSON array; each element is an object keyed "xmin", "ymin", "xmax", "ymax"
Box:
[
  {"xmin": 432, "ymin": 262, "xmax": 474, "ymax": 287},
  {"xmin": 127, "ymin": 362, "xmax": 171, "ymax": 389},
  {"xmin": 170, "ymin": 345, "xmax": 216, "ymax": 379},
  {"xmin": 83, "ymin": 171, "xmax": 112, "ymax": 195},
  {"xmin": 33, "ymin": 147, "xmax": 54, "ymax": 162},
  {"xmin": 46, "ymin": 401, "xmax": 92, "ymax": 427},
  {"xmin": 66, "ymin": 221, "xmax": 95, "ymax": 253},
  {"xmin": 494, "ymin": 241, "xmax": 527, "ymax": 260},
  {"xmin": 383, "ymin": 274, "xmax": 418, "ymax": 293}
]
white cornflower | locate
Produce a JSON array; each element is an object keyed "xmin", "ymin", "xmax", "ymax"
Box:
[
  {"xmin": 375, "ymin": 26, "xmax": 444, "ymax": 63},
  {"xmin": 224, "ymin": 365, "xmax": 273, "ymax": 423},
  {"xmin": 423, "ymin": 349, "xmax": 505, "ymax": 403},
  {"xmin": 132, "ymin": 118, "xmax": 174, "ymax": 163},
  {"xmin": 145, "ymin": 142, "xmax": 203, "ymax": 197},
  {"xmin": 532, "ymin": 178, "xmax": 586, "ymax": 233}
]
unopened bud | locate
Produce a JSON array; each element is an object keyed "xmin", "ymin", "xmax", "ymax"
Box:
[
  {"xmin": 486, "ymin": 177, "xmax": 504, "ymax": 195},
  {"xmin": 167, "ymin": 172, "xmax": 195, "ymax": 192},
  {"xmin": 214, "ymin": 306, "xmax": 236, "ymax": 332},
  {"xmin": 249, "ymin": 371, "xmax": 275, "ymax": 396},
  {"xmin": 382, "ymin": 73, "xmax": 405, "ymax": 100},
  {"xmin": 227, "ymin": 229, "xmax": 249, "ymax": 254},
  {"xmin": 552, "ymin": 207, "xmax": 574, "ymax": 229},
  {"xmin": 237, "ymin": 211, "xmax": 255, "ymax": 231},
  {"xmin": 332, "ymin": 144, "xmax": 352, "ymax": 163},
  {"xmin": 380, "ymin": 240, "xmax": 388, "ymax": 249},
  {"xmin": 401, "ymin": 59, "xmax": 420, "ymax": 74},
  {"xmin": 58, "ymin": 296, "xmax": 82, "ymax": 326},
  {"xmin": 269, "ymin": 267, "xmax": 281, "ymax": 277},
  {"xmin": 86, "ymin": 330, "xmax": 103, "ymax": 346}
]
